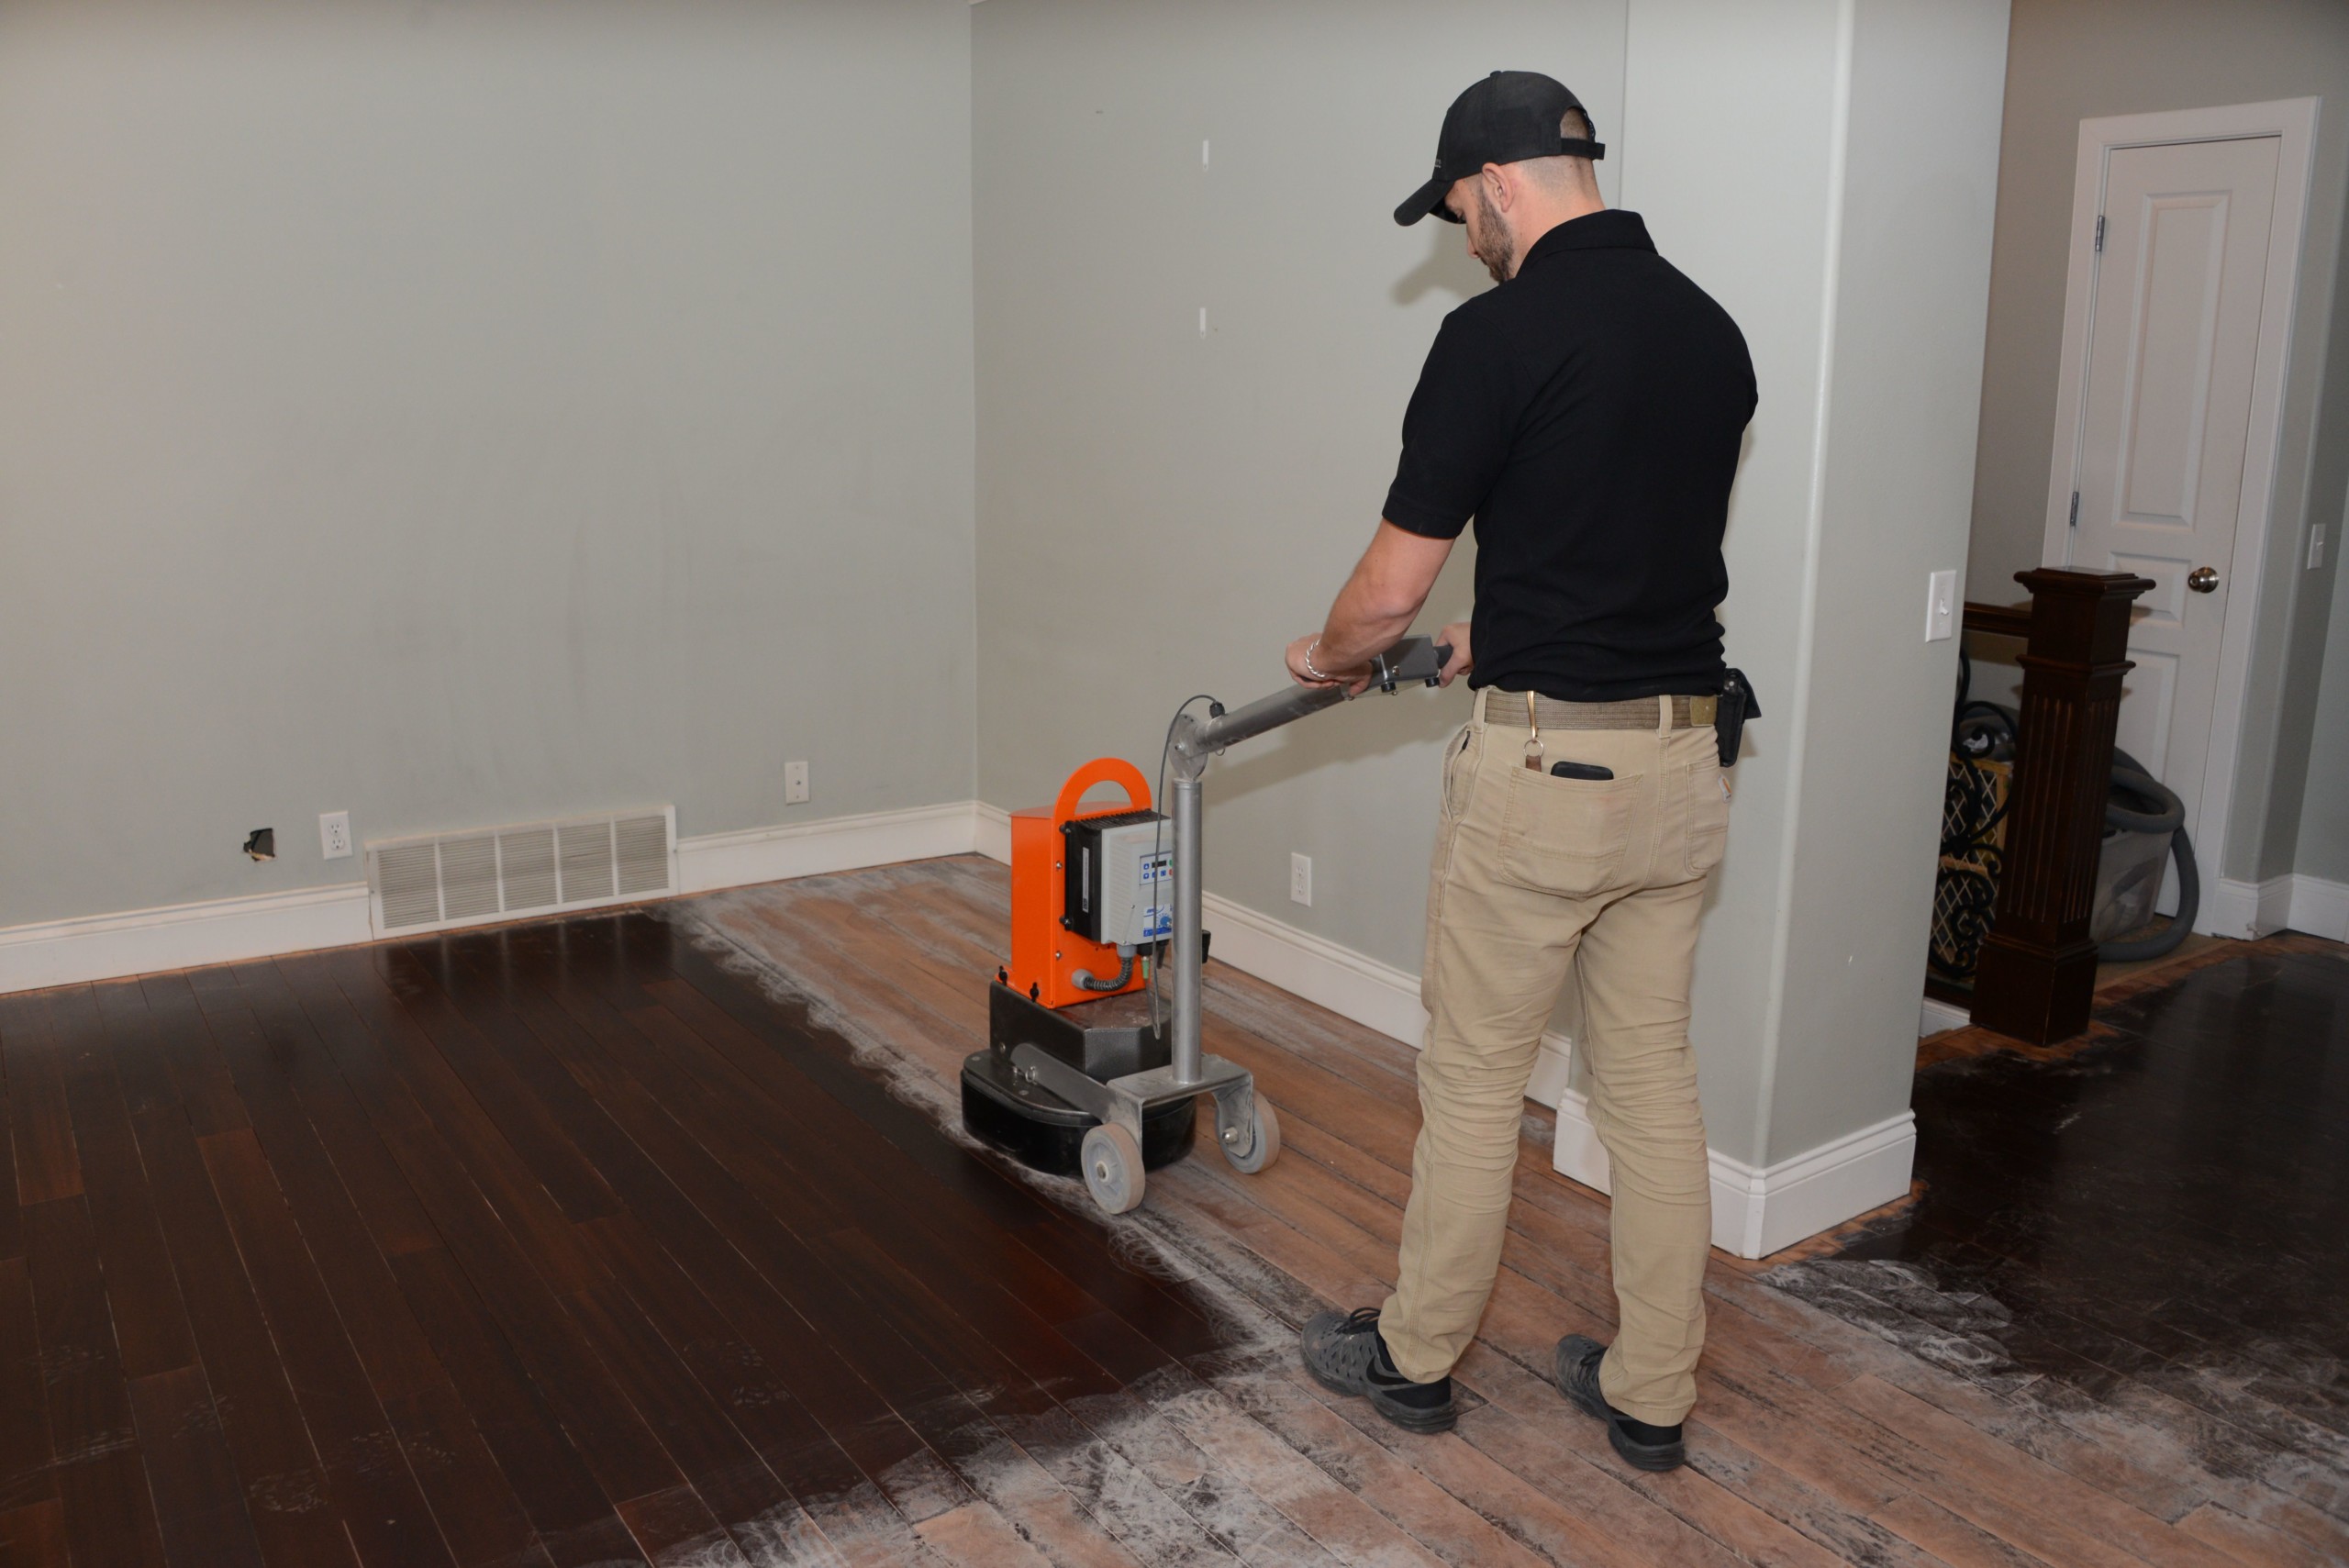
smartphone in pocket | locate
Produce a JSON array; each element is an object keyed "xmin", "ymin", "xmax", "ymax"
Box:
[{"xmin": 1548, "ymin": 761, "xmax": 1615, "ymax": 781}]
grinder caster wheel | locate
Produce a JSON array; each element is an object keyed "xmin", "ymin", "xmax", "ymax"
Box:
[
  {"xmin": 1080, "ymin": 1122, "xmax": 1145, "ymax": 1214},
  {"xmin": 1219, "ymin": 1095, "xmax": 1281, "ymax": 1175}
]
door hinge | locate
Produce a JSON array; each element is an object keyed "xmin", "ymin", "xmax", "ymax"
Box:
[
  {"xmin": 2068, "ymin": 491, "xmax": 2080, "ymax": 528},
  {"xmin": 2094, "ymin": 215, "xmax": 2105, "ymax": 253}
]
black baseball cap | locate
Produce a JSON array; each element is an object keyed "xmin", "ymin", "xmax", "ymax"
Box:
[{"xmin": 1394, "ymin": 71, "xmax": 1605, "ymax": 226}]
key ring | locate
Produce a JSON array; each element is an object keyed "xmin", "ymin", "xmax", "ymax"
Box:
[{"xmin": 1523, "ymin": 691, "xmax": 1544, "ymax": 771}]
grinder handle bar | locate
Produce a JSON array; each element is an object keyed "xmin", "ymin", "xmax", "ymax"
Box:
[{"xmin": 1182, "ymin": 636, "xmax": 1453, "ymax": 762}]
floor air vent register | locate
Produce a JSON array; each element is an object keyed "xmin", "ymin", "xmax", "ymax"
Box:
[{"xmin": 366, "ymin": 807, "xmax": 675, "ymax": 937}]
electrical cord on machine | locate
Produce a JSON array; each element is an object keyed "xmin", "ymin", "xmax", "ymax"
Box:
[{"xmin": 1150, "ymin": 694, "xmax": 1222, "ymax": 1040}]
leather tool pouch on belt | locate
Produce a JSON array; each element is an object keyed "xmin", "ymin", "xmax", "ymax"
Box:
[{"xmin": 1704, "ymin": 669, "xmax": 1759, "ymax": 768}]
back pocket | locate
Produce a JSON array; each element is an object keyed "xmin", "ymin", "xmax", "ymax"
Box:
[{"xmin": 1496, "ymin": 765, "xmax": 1636, "ymax": 898}]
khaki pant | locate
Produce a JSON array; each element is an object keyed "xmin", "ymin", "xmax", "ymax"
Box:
[{"xmin": 1379, "ymin": 694, "xmax": 1724, "ymax": 1425}]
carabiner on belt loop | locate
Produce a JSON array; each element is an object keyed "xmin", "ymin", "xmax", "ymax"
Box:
[{"xmin": 1523, "ymin": 691, "xmax": 1544, "ymax": 771}]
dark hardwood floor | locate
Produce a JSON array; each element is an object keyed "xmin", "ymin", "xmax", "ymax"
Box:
[
  {"xmin": 2, "ymin": 855, "xmax": 2344, "ymax": 1566},
  {"xmin": 1772, "ymin": 935, "xmax": 2349, "ymax": 1551}
]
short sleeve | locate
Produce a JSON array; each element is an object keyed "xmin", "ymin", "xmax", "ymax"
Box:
[{"xmin": 1381, "ymin": 308, "xmax": 1520, "ymax": 539}]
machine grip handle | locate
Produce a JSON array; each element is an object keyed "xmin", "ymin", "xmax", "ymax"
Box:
[{"xmin": 1052, "ymin": 756, "xmax": 1152, "ymax": 824}]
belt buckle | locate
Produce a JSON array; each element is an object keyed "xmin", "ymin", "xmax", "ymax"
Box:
[{"xmin": 1688, "ymin": 695, "xmax": 1719, "ymax": 728}]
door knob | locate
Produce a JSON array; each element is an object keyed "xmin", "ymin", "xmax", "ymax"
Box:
[{"xmin": 2188, "ymin": 566, "xmax": 2220, "ymax": 594}]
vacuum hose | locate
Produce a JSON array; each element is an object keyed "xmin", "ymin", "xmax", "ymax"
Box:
[{"xmin": 2098, "ymin": 750, "xmax": 2199, "ymax": 962}]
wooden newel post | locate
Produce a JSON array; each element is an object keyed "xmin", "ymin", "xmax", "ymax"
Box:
[{"xmin": 1969, "ymin": 568, "xmax": 2154, "ymax": 1045}]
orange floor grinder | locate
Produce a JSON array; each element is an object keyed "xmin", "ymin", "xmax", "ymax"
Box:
[{"xmin": 959, "ymin": 635, "xmax": 1450, "ymax": 1214}]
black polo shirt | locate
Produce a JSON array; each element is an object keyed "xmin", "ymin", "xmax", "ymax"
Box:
[{"xmin": 1383, "ymin": 208, "xmax": 1755, "ymax": 700}]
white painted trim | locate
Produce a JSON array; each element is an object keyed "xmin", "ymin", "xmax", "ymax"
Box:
[
  {"xmin": 2286, "ymin": 873, "xmax": 2349, "ymax": 941},
  {"xmin": 1172, "ymin": 885, "xmax": 1914, "ymax": 1253},
  {"xmin": 0, "ymin": 883, "xmax": 374, "ymax": 995},
  {"xmin": 2206, "ymin": 873, "xmax": 2295, "ymax": 939},
  {"xmin": 2, "ymin": 799, "xmax": 994, "ymax": 995},
  {"xmin": 1553, "ymin": 1093, "xmax": 1917, "ymax": 1260},
  {"xmin": 2041, "ymin": 98, "xmax": 2321, "ymax": 927},
  {"xmin": 1919, "ymin": 995, "xmax": 1971, "ymax": 1037},
  {"xmin": 674, "ymin": 802, "xmax": 983, "ymax": 894},
  {"xmin": 1185, "ymin": 887, "xmax": 1578, "ymax": 1107},
  {"xmin": 1197, "ymin": 891, "xmax": 1428, "ymax": 1049},
  {"xmin": 974, "ymin": 801, "xmax": 1013, "ymax": 865}
]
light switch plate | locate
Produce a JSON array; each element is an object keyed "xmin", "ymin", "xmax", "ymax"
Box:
[{"xmin": 1925, "ymin": 569, "xmax": 1958, "ymax": 641}]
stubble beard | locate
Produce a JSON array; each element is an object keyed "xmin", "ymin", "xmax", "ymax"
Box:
[{"xmin": 1475, "ymin": 187, "xmax": 1514, "ymax": 284}]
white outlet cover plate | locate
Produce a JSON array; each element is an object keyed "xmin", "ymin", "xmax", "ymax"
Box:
[
  {"xmin": 319, "ymin": 810, "xmax": 353, "ymax": 860},
  {"xmin": 1289, "ymin": 851, "xmax": 1312, "ymax": 906},
  {"xmin": 785, "ymin": 761, "xmax": 810, "ymax": 805}
]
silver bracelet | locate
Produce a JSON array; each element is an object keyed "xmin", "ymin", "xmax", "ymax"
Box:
[{"xmin": 1302, "ymin": 639, "xmax": 1333, "ymax": 682}]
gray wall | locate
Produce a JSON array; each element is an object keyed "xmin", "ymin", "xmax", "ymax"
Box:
[
  {"xmin": 1623, "ymin": 0, "xmax": 2009, "ymax": 1167},
  {"xmin": 0, "ymin": 0, "xmax": 977, "ymax": 930},
  {"xmin": 974, "ymin": 0, "xmax": 2009, "ymax": 1172},
  {"xmin": 1965, "ymin": 0, "xmax": 2349, "ymax": 882},
  {"xmin": 972, "ymin": 0, "xmax": 1626, "ymax": 977}
]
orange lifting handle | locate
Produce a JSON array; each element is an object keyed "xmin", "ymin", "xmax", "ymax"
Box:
[{"xmin": 1052, "ymin": 757, "xmax": 1152, "ymax": 825}]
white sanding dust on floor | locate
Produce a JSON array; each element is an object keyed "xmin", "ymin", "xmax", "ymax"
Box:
[{"xmin": 669, "ymin": 862, "xmax": 2349, "ymax": 1568}]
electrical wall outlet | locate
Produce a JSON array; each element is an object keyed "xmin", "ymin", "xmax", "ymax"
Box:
[
  {"xmin": 1289, "ymin": 851, "xmax": 1312, "ymax": 906},
  {"xmin": 1924, "ymin": 569, "xmax": 1958, "ymax": 641},
  {"xmin": 318, "ymin": 810, "xmax": 352, "ymax": 861},
  {"xmin": 785, "ymin": 760, "xmax": 810, "ymax": 805}
]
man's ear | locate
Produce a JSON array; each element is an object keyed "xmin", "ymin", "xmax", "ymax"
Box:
[{"xmin": 1480, "ymin": 161, "xmax": 1512, "ymax": 213}]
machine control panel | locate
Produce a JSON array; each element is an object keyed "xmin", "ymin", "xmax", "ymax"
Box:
[{"xmin": 1062, "ymin": 809, "xmax": 1170, "ymax": 950}]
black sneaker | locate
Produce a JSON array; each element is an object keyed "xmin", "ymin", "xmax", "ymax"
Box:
[
  {"xmin": 1553, "ymin": 1334, "xmax": 1687, "ymax": 1471},
  {"xmin": 1300, "ymin": 1307, "xmax": 1457, "ymax": 1433}
]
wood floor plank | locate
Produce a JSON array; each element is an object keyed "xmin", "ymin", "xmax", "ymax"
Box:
[
  {"xmin": 612, "ymin": 1482, "xmax": 748, "ymax": 1567},
  {"xmin": 197, "ymin": 1127, "xmax": 460, "ymax": 1568},
  {"xmin": 0, "ymin": 1257, "xmax": 51, "ymax": 1515},
  {"xmin": 127, "ymin": 1363, "xmax": 268, "ymax": 1568},
  {"xmin": 2173, "ymin": 1500, "xmax": 2336, "ymax": 1568},
  {"xmin": 22, "ymin": 1195, "xmax": 167, "ymax": 1568},
  {"xmin": 1, "ymin": 997, "xmax": 81, "ymax": 1207},
  {"xmin": 387, "ymin": 1244, "xmax": 642, "ymax": 1568},
  {"xmin": 117, "ymin": 975, "xmax": 249, "ymax": 1138},
  {"xmin": 125, "ymin": 1095, "xmax": 359, "ymax": 1568},
  {"xmin": 558, "ymin": 1277, "xmax": 796, "ymax": 1538},
  {"xmin": 913, "ymin": 1498, "xmax": 1059, "ymax": 1568},
  {"xmin": 0, "ymin": 1500, "xmax": 63, "ymax": 1568},
  {"xmin": 202, "ymin": 959, "xmax": 547, "ymax": 1568},
  {"xmin": 50, "ymin": 988, "xmax": 198, "ymax": 1383},
  {"xmin": 366, "ymin": 946, "xmax": 621, "ymax": 1225}
]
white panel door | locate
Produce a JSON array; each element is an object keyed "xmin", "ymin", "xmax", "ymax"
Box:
[{"xmin": 2065, "ymin": 135, "xmax": 2278, "ymax": 902}]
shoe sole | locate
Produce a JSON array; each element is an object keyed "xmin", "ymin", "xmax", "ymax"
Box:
[
  {"xmin": 1553, "ymin": 1341, "xmax": 1684, "ymax": 1472},
  {"xmin": 1304, "ymin": 1356, "xmax": 1457, "ymax": 1435}
]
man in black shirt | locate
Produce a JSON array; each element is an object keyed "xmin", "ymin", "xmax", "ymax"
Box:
[{"xmin": 1290, "ymin": 72, "xmax": 1755, "ymax": 1471}]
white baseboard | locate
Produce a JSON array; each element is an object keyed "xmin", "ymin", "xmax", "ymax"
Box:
[
  {"xmin": 2208, "ymin": 873, "xmax": 2296, "ymax": 939},
  {"xmin": 0, "ymin": 883, "xmax": 374, "ymax": 995},
  {"xmin": 1919, "ymin": 995, "xmax": 1970, "ymax": 1037},
  {"xmin": 1174, "ymin": 883, "xmax": 1915, "ymax": 1256},
  {"xmin": 2286, "ymin": 873, "xmax": 2349, "ymax": 941},
  {"xmin": 974, "ymin": 801, "xmax": 1013, "ymax": 865},
  {"xmin": 1197, "ymin": 891, "xmax": 1430, "ymax": 1047},
  {"xmin": 675, "ymin": 802, "xmax": 983, "ymax": 894},
  {"xmin": 1, "ymin": 799, "xmax": 993, "ymax": 996},
  {"xmin": 1553, "ymin": 1095, "xmax": 1917, "ymax": 1260}
]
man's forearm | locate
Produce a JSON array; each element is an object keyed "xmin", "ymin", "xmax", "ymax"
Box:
[
  {"xmin": 1313, "ymin": 584, "xmax": 1421, "ymax": 673},
  {"xmin": 1309, "ymin": 521, "xmax": 1452, "ymax": 673}
]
